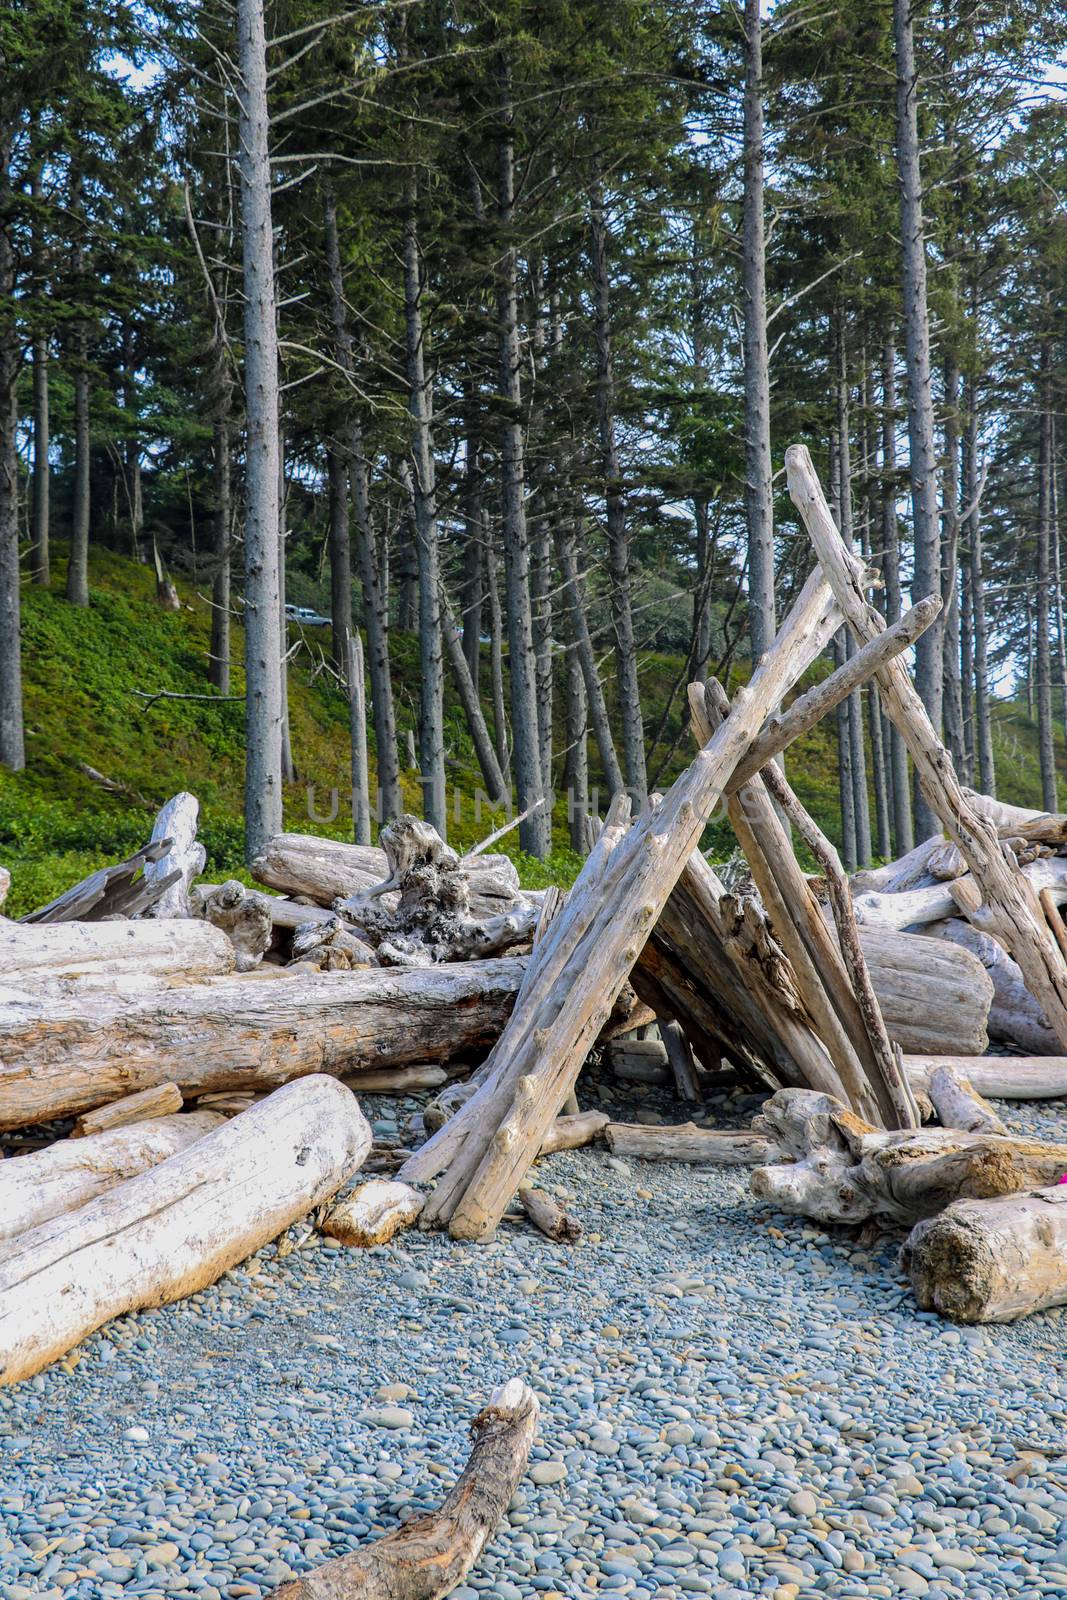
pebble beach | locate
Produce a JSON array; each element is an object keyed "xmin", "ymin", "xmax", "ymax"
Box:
[{"xmin": 2, "ymin": 1079, "xmax": 1066, "ymax": 1600}]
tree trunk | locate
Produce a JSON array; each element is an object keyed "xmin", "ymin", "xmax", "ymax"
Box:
[
  {"xmin": 403, "ymin": 179, "xmax": 446, "ymax": 837},
  {"xmin": 497, "ymin": 66, "xmax": 547, "ymax": 857},
  {"xmin": 209, "ymin": 409, "xmax": 232, "ymax": 694},
  {"xmin": 941, "ymin": 358, "xmax": 967, "ymax": 774},
  {"xmin": 440, "ymin": 588, "xmax": 508, "ymax": 806},
  {"xmin": 30, "ymin": 334, "xmax": 49, "ymax": 588},
  {"xmin": 484, "ymin": 532, "xmax": 509, "ymax": 778},
  {"xmin": 0, "ymin": 220, "xmax": 23, "ymax": 770},
  {"xmin": 66, "ymin": 328, "xmax": 91, "ymax": 608},
  {"xmin": 326, "ymin": 444, "xmax": 353, "ymax": 672},
  {"xmin": 1051, "ymin": 420, "xmax": 1067, "ymax": 759},
  {"xmin": 963, "ymin": 376, "xmax": 995, "ymax": 794},
  {"xmin": 462, "ymin": 431, "xmax": 484, "ymax": 683},
  {"xmin": 835, "ymin": 322, "xmax": 871, "ymax": 866},
  {"xmin": 1037, "ymin": 343, "xmax": 1058, "ymax": 812},
  {"xmin": 277, "ymin": 438, "xmax": 296, "ymax": 785},
  {"xmin": 554, "ymin": 519, "xmax": 624, "ymax": 798},
  {"xmin": 742, "ymin": 0, "xmax": 777, "ymax": 665},
  {"xmin": 590, "ymin": 172, "xmax": 647, "ymax": 809},
  {"xmin": 349, "ymin": 631, "xmax": 372, "ymax": 846},
  {"xmin": 893, "ymin": 0, "xmax": 943, "ymax": 840},
  {"xmin": 881, "ymin": 332, "xmax": 913, "ymax": 851},
  {"xmin": 563, "ymin": 635, "xmax": 589, "ymax": 850},
  {"xmin": 0, "ymin": 1076, "xmax": 370, "ymax": 1386},
  {"xmin": 237, "ymin": 0, "xmax": 284, "ymax": 861}
]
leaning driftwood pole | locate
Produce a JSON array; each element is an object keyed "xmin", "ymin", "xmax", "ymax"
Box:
[
  {"xmin": 0, "ymin": 1076, "xmax": 370, "ymax": 1386},
  {"xmin": 265, "ymin": 1377, "xmax": 539, "ymax": 1600},
  {"xmin": 402, "ymin": 567, "xmax": 844, "ymax": 1239},
  {"xmin": 786, "ymin": 442, "xmax": 1067, "ymax": 1051}
]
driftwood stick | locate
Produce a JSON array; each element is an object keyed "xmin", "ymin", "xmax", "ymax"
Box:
[
  {"xmin": 319, "ymin": 1180, "xmax": 425, "ymax": 1247},
  {"xmin": 518, "ymin": 1185, "xmax": 582, "ymax": 1243},
  {"xmin": 659, "ymin": 1019, "xmax": 702, "ymax": 1101},
  {"xmin": 727, "ymin": 594, "xmax": 942, "ymax": 793},
  {"xmin": 606, "ymin": 1122, "xmax": 781, "ymax": 1165},
  {"xmin": 72, "ymin": 1083, "xmax": 183, "ymax": 1139},
  {"xmin": 538, "ymin": 1111, "xmax": 609, "ymax": 1155},
  {"xmin": 926, "ymin": 1065, "xmax": 1007, "ymax": 1135},
  {"xmin": 265, "ymin": 1378, "xmax": 539, "ymax": 1600},
  {"xmin": 787, "ymin": 441, "xmax": 1067, "ymax": 1052}
]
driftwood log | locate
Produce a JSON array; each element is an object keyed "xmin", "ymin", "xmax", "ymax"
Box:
[
  {"xmin": 904, "ymin": 1188, "xmax": 1067, "ymax": 1323},
  {"xmin": 518, "ymin": 1185, "xmax": 581, "ymax": 1243},
  {"xmin": 265, "ymin": 1377, "xmax": 539, "ymax": 1600},
  {"xmin": 291, "ymin": 915, "xmax": 377, "ymax": 970},
  {"xmin": 0, "ymin": 919, "xmax": 236, "ymax": 984},
  {"xmin": 926, "ymin": 1066, "xmax": 1007, "ymax": 1135},
  {"xmin": 930, "ymin": 920, "xmax": 1060, "ymax": 1054},
  {"xmin": 0, "ymin": 1112, "xmax": 224, "ymax": 1242},
  {"xmin": 538, "ymin": 1110, "xmax": 609, "ymax": 1155},
  {"xmin": 0, "ymin": 1076, "xmax": 370, "ymax": 1384},
  {"xmin": 859, "ymin": 928, "xmax": 992, "ymax": 1057},
  {"xmin": 251, "ymin": 833, "xmax": 526, "ymax": 918},
  {"xmin": 320, "ymin": 1180, "xmax": 425, "ymax": 1247},
  {"xmin": 853, "ymin": 859, "xmax": 1067, "ymax": 934},
  {"xmin": 145, "ymin": 792, "xmax": 206, "ymax": 918},
  {"xmin": 19, "ymin": 840, "xmax": 180, "ymax": 925},
  {"xmin": 905, "ymin": 1054, "xmax": 1067, "ymax": 1100},
  {"xmin": 750, "ymin": 1088, "xmax": 1067, "ymax": 1228},
  {"xmin": 606, "ymin": 1122, "xmax": 781, "ymax": 1165},
  {"xmin": 403, "ymin": 566, "xmax": 846, "ymax": 1239},
  {"xmin": 72, "ymin": 1083, "xmax": 183, "ymax": 1138},
  {"xmin": 0, "ymin": 958, "xmax": 524, "ymax": 1130}
]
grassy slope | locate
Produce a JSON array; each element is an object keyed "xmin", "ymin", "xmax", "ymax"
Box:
[{"xmin": 3, "ymin": 545, "xmax": 1064, "ymax": 916}]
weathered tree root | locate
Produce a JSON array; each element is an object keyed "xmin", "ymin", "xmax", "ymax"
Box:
[{"xmin": 265, "ymin": 1377, "xmax": 540, "ymax": 1599}]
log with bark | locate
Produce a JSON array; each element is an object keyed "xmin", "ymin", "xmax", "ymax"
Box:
[
  {"xmin": 72, "ymin": 1083, "xmax": 183, "ymax": 1138},
  {"xmin": 749, "ymin": 1087, "xmax": 1067, "ymax": 1228},
  {"xmin": 264, "ymin": 1377, "xmax": 539, "ymax": 1600},
  {"xmin": 904, "ymin": 1187, "xmax": 1067, "ymax": 1323},
  {"xmin": 0, "ymin": 1111, "xmax": 224, "ymax": 1242},
  {"xmin": 0, "ymin": 918, "xmax": 236, "ymax": 984},
  {"xmin": 0, "ymin": 1076, "xmax": 370, "ymax": 1384},
  {"xmin": 606, "ymin": 1122, "xmax": 781, "ymax": 1165},
  {"xmin": 319, "ymin": 1180, "xmax": 425, "ymax": 1247},
  {"xmin": 0, "ymin": 958, "xmax": 525, "ymax": 1130},
  {"xmin": 251, "ymin": 832, "xmax": 527, "ymax": 919},
  {"xmin": 402, "ymin": 565, "xmax": 847, "ymax": 1239}
]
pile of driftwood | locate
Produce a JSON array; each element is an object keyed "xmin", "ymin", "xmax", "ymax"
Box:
[{"xmin": 3, "ymin": 446, "xmax": 1067, "ymax": 1420}]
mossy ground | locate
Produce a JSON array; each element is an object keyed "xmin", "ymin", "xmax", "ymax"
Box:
[{"xmin": 4, "ymin": 544, "xmax": 1063, "ymax": 915}]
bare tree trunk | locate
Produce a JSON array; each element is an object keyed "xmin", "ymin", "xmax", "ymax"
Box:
[
  {"xmin": 237, "ymin": 0, "xmax": 284, "ymax": 861},
  {"xmin": 497, "ymin": 64, "xmax": 547, "ymax": 856},
  {"xmin": 1052, "ymin": 419, "xmax": 1067, "ymax": 757},
  {"xmin": 349, "ymin": 631, "xmax": 371, "ymax": 845},
  {"xmin": 564, "ymin": 637, "xmax": 589, "ymax": 850},
  {"xmin": 742, "ymin": 0, "xmax": 777, "ymax": 665},
  {"xmin": 531, "ymin": 506, "xmax": 553, "ymax": 803},
  {"xmin": 326, "ymin": 444, "xmax": 353, "ymax": 672},
  {"xmin": 0, "ymin": 151, "xmax": 24, "ymax": 769},
  {"xmin": 590, "ymin": 172, "xmax": 646, "ymax": 810},
  {"xmin": 963, "ymin": 375, "xmax": 994, "ymax": 795},
  {"xmin": 278, "ymin": 435, "xmax": 296, "ymax": 785},
  {"xmin": 66, "ymin": 326, "xmax": 91, "ymax": 608},
  {"xmin": 1037, "ymin": 341, "xmax": 1058, "ymax": 812},
  {"xmin": 462, "ymin": 429, "xmax": 484, "ymax": 683},
  {"xmin": 830, "ymin": 437, "xmax": 857, "ymax": 869},
  {"xmin": 403, "ymin": 177, "xmax": 446, "ymax": 837},
  {"xmin": 30, "ymin": 334, "xmax": 49, "ymax": 587},
  {"xmin": 209, "ymin": 408, "xmax": 232, "ymax": 694},
  {"xmin": 893, "ymin": 0, "xmax": 942, "ymax": 840},
  {"xmin": 941, "ymin": 358, "xmax": 967, "ymax": 775},
  {"xmin": 836, "ymin": 320, "xmax": 871, "ymax": 866},
  {"xmin": 554, "ymin": 518, "xmax": 624, "ymax": 798},
  {"xmin": 485, "ymin": 532, "xmax": 508, "ymax": 778},
  {"xmin": 881, "ymin": 332, "xmax": 914, "ymax": 852},
  {"xmin": 440, "ymin": 587, "xmax": 508, "ymax": 807}
]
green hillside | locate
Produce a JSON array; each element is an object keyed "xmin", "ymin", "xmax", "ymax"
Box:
[{"xmin": 3, "ymin": 547, "xmax": 1064, "ymax": 917}]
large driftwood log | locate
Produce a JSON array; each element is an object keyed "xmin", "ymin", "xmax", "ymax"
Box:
[
  {"xmin": 251, "ymin": 833, "xmax": 526, "ymax": 918},
  {"xmin": 319, "ymin": 1179, "xmax": 424, "ymax": 1247},
  {"xmin": 853, "ymin": 858, "xmax": 1067, "ymax": 933},
  {"xmin": 145, "ymin": 792, "xmax": 206, "ymax": 918},
  {"xmin": 0, "ymin": 1112, "xmax": 224, "ymax": 1243},
  {"xmin": 0, "ymin": 959, "xmax": 525, "ymax": 1130},
  {"xmin": 904, "ymin": 1188, "xmax": 1067, "ymax": 1323},
  {"xmin": 0, "ymin": 919, "xmax": 236, "ymax": 983},
  {"xmin": 905, "ymin": 1054, "xmax": 1067, "ymax": 1099},
  {"xmin": 788, "ymin": 442, "xmax": 1067, "ymax": 1050},
  {"xmin": 265, "ymin": 1377, "xmax": 539, "ymax": 1600},
  {"xmin": 930, "ymin": 919, "xmax": 1060, "ymax": 1053},
  {"xmin": 859, "ymin": 927, "xmax": 992, "ymax": 1056},
  {"xmin": 750, "ymin": 1088, "xmax": 1067, "ymax": 1227},
  {"xmin": 19, "ymin": 840, "xmax": 181, "ymax": 925},
  {"xmin": 72, "ymin": 1083, "xmax": 183, "ymax": 1138},
  {"xmin": 0, "ymin": 1077, "xmax": 370, "ymax": 1384},
  {"xmin": 402, "ymin": 567, "xmax": 845, "ymax": 1239},
  {"xmin": 606, "ymin": 1122, "xmax": 781, "ymax": 1165},
  {"xmin": 337, "ymin": 817, "xmax": 537, "ymax": 966}
]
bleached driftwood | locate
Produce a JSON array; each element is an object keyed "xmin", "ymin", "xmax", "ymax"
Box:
[
  {"xmin": 19, "ymin": 840, "xmax": 180, "ymax": 925},
  {"xmin": 929, "ymin": 919, "xmax": 1060, "ymax": 1054},
  {"xmin": 291, "ymin": 915, "xmax": 377, "ymax": 970},
  {"xmin": 403, "ymin": 567, "xmax": 845, "ymax": 1239},
  {"xmin": 854, "ymin": 858, "xmax": 1067, "ymax": 933},
  {"xmin": 145, "ymin": 792, "xmax": 206, "ymax": 918},
  {"xmin": 788, "ymin": 443, "xmax": 1067, "ymax": 1051},
  {"xmin": 341, "ymin": 1064, "xmax": 449, "ymax": 1094},
  {"xmin": 660, "ymin": 1019, "xmax": 702, "ymax": 1101},
  {"xmin": 0, "ymin": 1112, "xmax": 224, "ymax": 1243},
  {"xmin": 319, "ymin": 1179, "xmax": 424, "ymax": 1246},
  {"xmin": 0, "ymin": 1076, "xmax": 370, "ymax": 1384},
  {"xmin": 265, "ymin": 1377, "xmax": 539, "ymax": 1600},
  {"xmin": 0, "ymin": 958, "xmax": 525, "ymax": 1130},
  {"xmin": 926, "ymin": 1065, "xmax": 1007, "ymax": 1135},
  {"xmin": 251, "ymin": 832, "xmax": 526, "ymax": 918},
  {"xmin": 750, "ymin": 1087, "xmax": 1067, "ymax": 1227},
  {"xmin": 538, "ymin": 1110, "xmax": 609, "ymax": 1155},
  {"xmin": 904, "ymin": 1187, "xmax": 1067, "ymax": 1323},
  {"xmin": 905, "ymin": 1054, "xmax": 1067, "ymax": 1100},
  {"xmin": 0, "ymin": 866, "xmax": 9, "ymax": 911},
  {"xmin": 606, "ymin": 1121, "xmax": 781, "ymax": 1165},
  {"xmin": 859, "ymin": 927, "xmax": 993, "ymax": 1057},
  {"xmin": 518, "ymin": 1185, "xmax": 581, "ymax": 1243},
  {"xmin": 0, "ymin": 919, "xmax": 235, "ymax": 984},
  {"xmin": 72, "ymin": 1083, "xmax": 183, "ymax": 1138},
  {"xmin": 191, "ymin": 879, "xmax": 273, "ymax": 970}
]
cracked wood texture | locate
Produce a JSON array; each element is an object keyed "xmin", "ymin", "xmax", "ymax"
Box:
[
  {"xmin": 265, "ymin": 1378, "xmax": 539, "ymax": 1600},
  {"xmin": 786, "ymin": 441, "xmax": 1067, "ymax": 1051},
  {"xmin": 905, "ymin": 1188, "xmax": 1067, "ymax": 1322}
]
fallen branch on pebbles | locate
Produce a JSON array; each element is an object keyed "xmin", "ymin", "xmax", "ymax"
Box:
[{"xmin": 265, "ymin": 1377, "xmax": 539, "ymax": 1600}]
